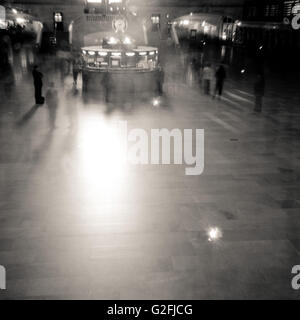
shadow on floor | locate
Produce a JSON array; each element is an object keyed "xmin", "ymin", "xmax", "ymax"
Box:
[{"xmin": 16, "ymin": 105, "xmax": 40, "ymax": 127}]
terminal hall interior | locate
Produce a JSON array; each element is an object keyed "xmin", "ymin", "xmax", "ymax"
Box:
[{"xmin": 0, "ymin": 0, "xmax": 300, "ymax": 299}]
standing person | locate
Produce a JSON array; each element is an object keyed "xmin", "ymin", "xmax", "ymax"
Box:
[
  {"xmin": 202, "ymin": 63, "xmax": 213, "ymax": 95},
  {"xmin": 45, "ymin": 82, "xmax": 59, "ymax": 129},
  {"xmin": 32, "ymin": 65, "xmax": 43, "ymax": 105},
  {"xmin": 254, "ymin": 74, "xmax": 265, "ymax": 113},
  {"xmin": 214, "ymin": 64, "xmax": 227, "ymax": 99}
]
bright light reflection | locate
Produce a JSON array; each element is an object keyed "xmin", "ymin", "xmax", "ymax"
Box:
[
  {"xmin": 16, "ymin": 17, "xmax": 26, "ymax": 24},
  {"xmin": 108, "ymin": 37, "xmax": 118, "ymax": 44},
  {"xmin": 123, "ymin": 37, "xmax": 131, "ymax": 45},
  {"xmin": 152, "ymin": 98, "xmax": 161, "ymax": 107},
  {"xmin": 207, "ymin": 227, "xmax": 223, "ymax": 242},
  {"xmin": 78, "ymin": 116, "xmax": 128, "ymax": 202}
]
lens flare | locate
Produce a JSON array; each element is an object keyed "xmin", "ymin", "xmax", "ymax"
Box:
[{"xmin": 207, "ymin": 227, "xmax": 223, "ymax": 242}]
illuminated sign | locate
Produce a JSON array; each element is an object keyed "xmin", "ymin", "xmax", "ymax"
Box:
[
  {"xmin": 0, "ymin": 265, "xmax": 5, "ymax": 290},
  {"xmin": 0, "ymin": 5, "xmax": 5, "ymax": 20},
  {"xmin": 112, "ymin": 18, "xmax": 127, "ymax": 32},
  {"xmin": 292, "ymin": 4, "xmax": 300, "ymax": 14},
  {"xmin": 0, "ymin": 5, "xmax": 6, "ymax": 29},
  {"xmin": 292, "ymin": 4, "xmax": 300, "ymax": 29}
]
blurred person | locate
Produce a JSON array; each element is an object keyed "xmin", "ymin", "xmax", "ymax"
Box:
[
  {"xmin": 192, "ymin": 57, "xmax": 202, "ymax": 87},
  {"xmin": 45, "ymin": 82, "xmax": 59, "ymax": 129},
  {"xmin": 72, "ymin": 55, "xmax": 82, "ymax": 87},
  {"xmin": 32, "ymin": 65, "xmax": 44, "ymax": 105},
  {"xmin": 66, "ymin": 97, "xmax": 78, "ymax": 131},
  {"xmin": 60, "ymin": 58, "xmax": 70, "ymax": 87},
  {"xmin": 103, "ymin": 73, "xmax": 111, "ymax": 103},
  {"xmin": 156, "ymin": 67, "xmax": 165, "ymax": 96},
  {"xmin": 213, "ymin": 64, "xmax": 226, "ymax": 100},
  {"xmin": 3, "ymin": 64, "xmax": 14, "ymax": 99},
  {"xmin": 0, "ymin": 37, "xmax": 10, "ymax": 68},
  {"xmin": 254, "ymin": 74, "xmax": 265, "ymax": 113},
  {"xmin": 202, "ymin": 63, "xmax": 213, "ymax": 95}
]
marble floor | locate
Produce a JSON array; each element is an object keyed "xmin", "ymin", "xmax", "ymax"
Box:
[{"xmin": 0, "ymin": 47, "xmax": 300, "ymax": 299}]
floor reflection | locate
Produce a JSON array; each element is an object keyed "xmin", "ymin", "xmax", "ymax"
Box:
[{"xmin": 1, "ymin": 43, "xmax": 300, "ymax": 299}]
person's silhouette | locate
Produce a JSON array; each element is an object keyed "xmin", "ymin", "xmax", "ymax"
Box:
[{"xmin": 32, "ymin": 65, "xmax": 43, "ymax": 105}]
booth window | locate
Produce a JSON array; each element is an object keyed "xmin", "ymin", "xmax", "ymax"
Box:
[
  {"xmin": 151, "ymin": 14, "xmax": 160, "ymax": 25},
  {"xmin": 264, "ymin": 4, "xmax": 280, "ymax": 17}
]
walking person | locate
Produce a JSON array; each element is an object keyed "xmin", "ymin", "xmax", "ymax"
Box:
[
  {"xmin": 60, "ymin": 58, "xmax": 69, "ymax": 87},
  {"xmin": 156, "ymin": 67, "xmax": 165, "ymax": 96},
  {"xmin": 45, "ymin": 82, "xmax": 59, "ymax": 129},
  {"xmin": 72, "ymin": 55, "xmax": 82, "ymax": 87},
  {"xmin": 32, "ymin": 65, "xmax": 44, "ymax": 105},
  {"xmin": 254, "ymin": 73, "xmax": 265, "ymax": 113},
  {"xmin": 202, "ymin": 63, "xmax": 213, "ymax": 95},
  {"xmin": 213, "ymin": 64, "xmax": 226, "ymax": 100}
]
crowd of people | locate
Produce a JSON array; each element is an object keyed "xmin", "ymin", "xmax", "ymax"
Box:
[
  {"xmin": 28, "ymin": 44, "xmax": 266, "ymax": 130},
  {"xmin": 171, "ymin": 49, "xmax": 266, "ymax": 113},
  {"xmin": 31, "ymin": 52, "xmax": 82, "ymax": 129}
]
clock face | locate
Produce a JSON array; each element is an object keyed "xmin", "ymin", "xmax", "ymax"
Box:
[{"xmin": 112, "ymin": 18, "xmax": 128, "ymax": 33}]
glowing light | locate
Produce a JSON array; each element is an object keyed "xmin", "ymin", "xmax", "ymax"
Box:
[
  {"xmin": 292, "ymin": 4, "xmax": 300, "ymax": 14},
  {"xmin": 78, "ymin": 116, "xmax": 127, "ymax": 201},
  {"xmin": 123, "ymin": 37, "xmax": 131, "ymax": 45},
  {"xmin": 12, "ymin": 9, "xmax": 18, "ymax": 14},
  {"xmin": 108, "ymin": 37, "xmax": 118, "ymax": 45},
  {"xmin": 0, "ymin": 19, "xmax": 7, "ymax": 30},
  {"xmin": 99, "ymin": 51, "xmax": 108, "ymax": 56},
  {"xmin": 207, "ymin": 227, "xmax": 223, "ymax": 242},
  {"xmin": 88, "ymin": 51, "xmax": 96, "ymax": 56},
  {"xmin": 202, "ymin": 21, "xmax": 206, "ymax": 27},
  {"xmin": 259, "ymin": 46, "xmax": 263, "ymax": 50},
  {"xmin": 182, "ymin": 19, "xmax": 189, "ymax": 26},
  {"xmin": 126, "ymin": 52, "xmax": 135, "ymax": 57},
  {"xmin": 139, "ymin": 52, "xmax": 147, "ymax": 56},
  {"xmin": 82, "ymin": 50, "xmax": 87, "ymax": 55},
  {"xmin": 152, "ymin": 98, "xmax": 161, "ymax": 107},
  {"xmin": 222, "ymin": 32, "xmax": 227, "ymax": 41},
  {"xmin": 111, "ymin": 52, "xmax": 121, "ymax": 56},
  {"xmin": 16, "ymin": 17, "xmax": 26, "ymax": 24},
  {"xmin": 241, "ymin": 69, "xmax": 245, "ymax": 74},
  {"xmin": 87, "ymin": 0, "xmax": 103, "ymax": 3},
  {"xmin": 149, "ymin": 51, "xmax": 155, "ymax": 56}
]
